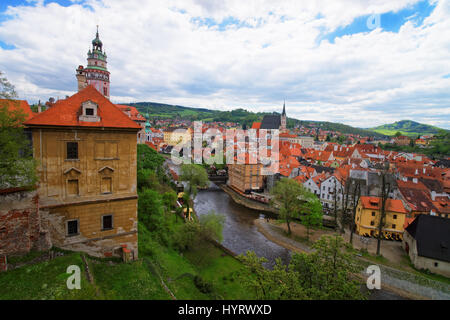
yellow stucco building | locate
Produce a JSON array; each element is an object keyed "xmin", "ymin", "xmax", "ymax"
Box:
[
  {"xmin": 163, "ymin": 127, "xmax": 192, "ymax": 146},
  {"xmin": 355, "ymin": 196, "xmax": 408, "ymax": 240},
  {"xmin": 24, "ymin": 85, "xmax": 141, "ymax": 259}
]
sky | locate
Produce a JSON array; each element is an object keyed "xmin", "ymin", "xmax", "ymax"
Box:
[{"xmin": 0, "ymin": 0, "xmax": 449, "ymax": 129}]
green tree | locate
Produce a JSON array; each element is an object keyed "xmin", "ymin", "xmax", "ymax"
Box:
[
  {"xmin": 238, "ymin": 235, "xmax": 365, "ymax": 300},
  {"xmin": 237, "ymin": 252, "xmax": 307, "ymax": 300},
  {"xmin": 290, "ymin": 235, "xmax": 365, "ymax": 299},
  {"xmin": 0, "ymin": 72, "xmax": 37, "ymax": 189},
  {"xmin": 299, "ymin": 192, "xmax": 323, "ymax": 240},
  {"xmin": 162, "ymin": 190, "xmax": 177, "ymax": 212},
  {"xmin": 180, "ymin": 164, "xmax": 209, "ymax": 220},
  {"xmin": 270, "ymin": 178, "xmax": 304, "ymax": 235},
  {"xmin": 138, "ymin": 189, "xmax": 169, "ymax": 244},
  {"xmin": 173, "ymin": 211, "xmax": 225, "ymax": 252}
]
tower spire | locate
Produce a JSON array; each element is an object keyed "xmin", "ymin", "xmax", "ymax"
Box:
[{"xmin": 282, "ymin": 99, "xmax": 286, "ymax": 116}]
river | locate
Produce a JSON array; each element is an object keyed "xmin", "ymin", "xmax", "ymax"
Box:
[{"xmin": 194, "ymin": 183, "xmax": 408, "ymax": 300}]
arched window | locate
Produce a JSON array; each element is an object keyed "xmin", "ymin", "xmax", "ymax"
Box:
[{"xmin": 103, "ymin": 87, "xmax": 108, "ymax": 96}]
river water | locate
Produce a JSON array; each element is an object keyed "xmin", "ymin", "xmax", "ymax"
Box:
[{"xmin": 194, "ymin": 183, "xmax": 408, "ymax": 300}]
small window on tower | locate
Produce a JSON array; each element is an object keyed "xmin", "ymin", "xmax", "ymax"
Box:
[{"xmin": 103, "ymin": 87, "xmax": 107, "ymax": 96}]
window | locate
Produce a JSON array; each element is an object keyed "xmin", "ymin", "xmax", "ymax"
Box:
[
  {"xmin": 103, "ymin": 87, "xmax": 108, "ymax": 96},
  {"xmin": 372, "ymin": 212, "xmax": 376, "ymax": 217},
  {"xmin": 393, "ymin": 215, "xmax": 397, "ymax": 220},
  {"xmin": 434, "ymin": 262, "xmax": 439, "ymax": 267},
  {"xmin": 67, "ymin": 142, "xmax": 78, "ymax": 160},
  {"xmin": 85, "ymin": 108, "xmax": 94, "ymax": 116},
  {"xmin": 67, "ymin": 220, "xmax": 79, "ymax": 236},
  {"xmin": 370, "ymin": 221, "xmax": 375, "ymax": 226},
  {"xmin": 392, "ymin": 224, "xmax": 396, "ymax": 229},
  {"xmin": 102, "ymin": 215, "xmax": 113, "ymax": 231}
]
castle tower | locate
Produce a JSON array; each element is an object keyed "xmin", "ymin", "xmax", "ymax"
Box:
[
  {"xmin": 76, "ymin": 26, "xmax": 110, "ymax": 99},
  {"xmin": 281, "ymin": 100, "xmax": 287, "ymax": 132}
]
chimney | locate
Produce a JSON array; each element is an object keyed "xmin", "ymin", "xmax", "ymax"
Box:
[
  {"xmin": 431, "ymin": 191, "xmax": 436, "ymax": 201},
  {"xmin": 412, "ymin": 178, "xmax": 418, "ymax": 184},
  {"xmin": 423, "ymin": 168, "xmax": 426, "ymax": 174},
  {"xmin": 37, "ymin": 102, "xmax": 42, "ymax": 113},
  {"xmin": 415, "ymin": 169, "xmax": 418, "ymax": 175},
  {"xmin": 76, "ymin": 65, "xmax": 87, "ymax": 92}
]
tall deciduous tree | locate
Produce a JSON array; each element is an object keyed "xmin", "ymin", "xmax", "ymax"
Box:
[
  {"xmin": 270, "ymin": 178, "xmax": 304, "ymax": 235},
  {"xmin": 299, "ymin": 192, "xmax": 323, "ymax": 241}
]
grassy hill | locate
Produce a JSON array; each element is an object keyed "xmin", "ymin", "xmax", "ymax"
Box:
[
  {"xmin": 371, "ymin": 120, "xmax": 446, "ymax": 137},
  {"xmin": 127, "ymin": 102, "xmax": 387, "ymax": 138}
]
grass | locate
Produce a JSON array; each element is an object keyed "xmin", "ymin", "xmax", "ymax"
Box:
[
  {"xmin": 91, "ymin": 258, "xmax": 170, "ymax": 299},
  {"xmin": 0, "ymin": 252, "xmax": 97, "ymax": 300},
  {"xmin": 184, "ymin": 241, "xmax": 253, "ymax": 300},
  {"xmin": 0, "ymin": 210, "xmax": 253, "ymax": 300}
]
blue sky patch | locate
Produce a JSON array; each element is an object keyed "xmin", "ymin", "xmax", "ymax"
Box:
[{"xmin": 320, "ymin": 0, "xmax": 437, "ymax": 44}]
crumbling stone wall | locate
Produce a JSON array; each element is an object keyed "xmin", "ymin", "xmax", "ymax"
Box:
[{"xmin": 0, "ymin": 189, "xmax": 52, "ymax": 265}]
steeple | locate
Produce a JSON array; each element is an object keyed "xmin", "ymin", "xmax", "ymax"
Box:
[
  {"xmin": 76, "ymin": 26, "xmax": 110, "ymax": 99},
  {"xmin": 280, "ymin": 100, "xmax": 287, "ymax": 132}
]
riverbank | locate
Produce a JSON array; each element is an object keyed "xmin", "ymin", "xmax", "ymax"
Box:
[{"xmin": 221, "ymin": 185, "xmax": 278, "ymax": 214}]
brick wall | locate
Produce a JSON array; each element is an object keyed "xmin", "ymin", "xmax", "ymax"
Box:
[{"xmin": 0, "ymin": 189, "xmax": 51, "ymax": 263}]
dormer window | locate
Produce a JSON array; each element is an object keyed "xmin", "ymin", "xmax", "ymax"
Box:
[{"xmin": 79, "ymin": 100, "xmax": 100, "ymax": 122}]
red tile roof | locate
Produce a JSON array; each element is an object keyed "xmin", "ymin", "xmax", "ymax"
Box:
[
  {"xmin": 116, "ymin": 104, "xmax": 146, "ymax": 122},
  {"xmin": 360, "ymin": 196, "xmax": 408, "ymax": 214},
  {"xmin": 251, "ymin": 122, "xmax": 261, "ymax": 129},
  {"xmin": 24, "ymin": 86, "xmax": 141, "ymax": 130},
  {"xmin": 0, "ymin": 99, "xmax": 34, "ymax": 123}
]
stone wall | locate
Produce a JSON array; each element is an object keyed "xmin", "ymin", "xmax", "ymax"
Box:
[{"xmin": 0, "ymin": 189, "xmax": 52, "ymax": 271}]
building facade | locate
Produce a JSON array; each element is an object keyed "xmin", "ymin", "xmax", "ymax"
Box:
[
  {"xmin": 24, "ymin": 86, "xmax": 141, "ymax": 259},
  {"xmin": 355, "ymin": 196, "xmax": 408, "ymax": 240}
]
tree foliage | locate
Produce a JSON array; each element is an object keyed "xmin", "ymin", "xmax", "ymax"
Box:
[
  {"xmin": 0, "ymin": 73, "xmax": 37, "ymax": 189},
  {"xmin": 238, "ymin": 235, "xmax": 366, "ymax": 300},
  {"xmin": 270, "ymin": 178, "xmax": 304, "ymax": 235},
  {"xmin": 173, "ymin": 211, "xmax": 225, "ymax": 252},
  {"xmin": 0, "ymin": 71, "xmax": 17, "ymax": 99}
]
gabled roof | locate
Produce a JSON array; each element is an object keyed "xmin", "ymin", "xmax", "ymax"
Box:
[
  {"xmin": 115, "ymin": 104, "xmax": 146, "ymax": 122},
  {"xmin": 359, "ymin": 196, "xmax": 408, "ymax": 214},
  {"xmin": 260, "ymin": 114, "xmax": 281, "ymax": 130},
  {"xmin": 0, "ymin": 99, "xmax": 34, "ymax": 122},
  {"xmin": 405, "ymin": 214, "xmax": 450, "ymax": 262},
  {"xmin": 24, "ymin": 85, "xmax": 141, "ymax": 130}
]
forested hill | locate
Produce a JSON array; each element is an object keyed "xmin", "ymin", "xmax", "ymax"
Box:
[
  {"xmin": 371, "ymin": 120, "xmax": 447, "ymax": 137},
  {"xmin": 128, "ymin": 102, "xmax": 387, "ymax": 138}
]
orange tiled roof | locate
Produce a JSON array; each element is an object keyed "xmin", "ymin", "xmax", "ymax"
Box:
[
  {"xmin": 24, "ymin": 86, "xmax": 141, "ymax": 130},
  {"xmin": 0, "ymin": 99, "xmax": 34, "ymax": 122},
  {"xmin": 360, "ymin": 196, "xmax": 408, "ymax": 214},
  {"xmin": 251, "ymin": 122, "xmax": 261, "ymax": 129},
  {"xmin": 115, "ymin": 104, "xmax": 146, "ymax": 122}
]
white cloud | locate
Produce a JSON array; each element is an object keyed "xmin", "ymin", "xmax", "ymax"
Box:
[{"xmin": 0, "ymin": 0, "xmax": 449, "ymax": 129}]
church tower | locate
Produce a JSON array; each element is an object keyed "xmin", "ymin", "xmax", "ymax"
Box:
[
  {"xmin": 76, "ymin": 27, "xmax": 110, "ymax": 99},
  {"xmin": 280, "ymin": 100, "xmax": 287, "ymax": 132}
]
